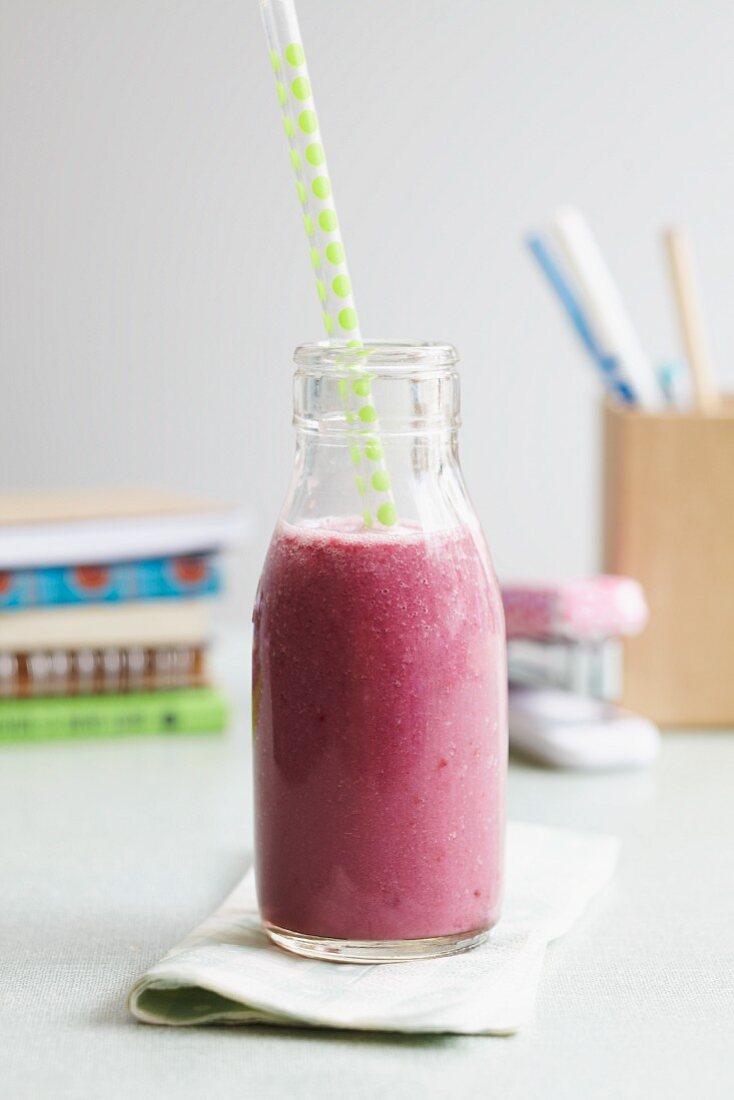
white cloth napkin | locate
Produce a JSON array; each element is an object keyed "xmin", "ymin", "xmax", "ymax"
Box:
[{"xmin": 128, "ymin": 822, "xmax": 619, "ymax": 1036}]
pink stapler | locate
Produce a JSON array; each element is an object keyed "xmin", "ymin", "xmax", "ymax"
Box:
[{"xmin": 502, "ymin": 577, "xmax": 660, "ymax": 770}]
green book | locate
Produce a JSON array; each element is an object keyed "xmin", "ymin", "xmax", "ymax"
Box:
[{"xmin": 0, "ymin": 688, "xmax": 228, "ymax": 742}]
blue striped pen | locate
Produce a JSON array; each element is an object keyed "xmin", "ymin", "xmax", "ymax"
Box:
[{"xmin": 527, "ymin": 234, "xmax": 636, "ymax": 404}]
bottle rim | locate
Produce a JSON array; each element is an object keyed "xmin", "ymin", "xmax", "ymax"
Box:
[{"xmin": 294, "ymin": 340, "xmax": 459, "ymax": 372}]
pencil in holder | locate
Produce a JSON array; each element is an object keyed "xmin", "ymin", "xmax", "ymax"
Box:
[{"xmin": 603, "ymin": 398, "xmax": 734, "ymax": 726}]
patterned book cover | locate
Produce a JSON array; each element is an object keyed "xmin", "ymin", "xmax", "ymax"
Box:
[{"xmin": 0, "ymin": 554, "xmax": 220, "ymax": 610}]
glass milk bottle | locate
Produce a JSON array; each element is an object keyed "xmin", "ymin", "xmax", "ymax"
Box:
[{"xmin": 252, "ymin": 342, "xmax": 507, "ymax": 962}]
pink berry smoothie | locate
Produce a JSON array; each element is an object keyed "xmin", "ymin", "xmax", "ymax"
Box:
[{"xmin": 252, "ymin": 519, "xmax": 507, "ymax": 942}]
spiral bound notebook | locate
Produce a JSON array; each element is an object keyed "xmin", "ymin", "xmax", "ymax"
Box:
[{"xmin": 0, "ymin": 645, "xmax": 206, "ymax": 698}]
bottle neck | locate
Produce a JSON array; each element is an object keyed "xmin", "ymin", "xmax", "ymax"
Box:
[
  {"xmin": 284, "ymin": 341, "xmax": 471, "ymax": 534},
  {"xmin": 283, "ymin": 426, "xmax": 470, "ymax": 533}
]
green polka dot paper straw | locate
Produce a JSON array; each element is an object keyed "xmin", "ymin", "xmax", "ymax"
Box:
[{"xmin": 259, "ymin": 0, "xmax": 397, "ymax": 530}]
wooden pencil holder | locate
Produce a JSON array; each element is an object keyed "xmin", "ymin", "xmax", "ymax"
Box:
[{"xmin": 603, "ymin": 398, "xmax": 734, "ymax": 726}]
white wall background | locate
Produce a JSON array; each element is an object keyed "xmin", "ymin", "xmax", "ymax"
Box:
[{"xmin": 2, "ymin": 0, "xmax": 734, "ymax": 607}]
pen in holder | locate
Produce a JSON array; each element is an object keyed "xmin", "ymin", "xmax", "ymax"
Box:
[{"xmin": 603, "ymin": 398, "xmax": 734, "ymax": 726}]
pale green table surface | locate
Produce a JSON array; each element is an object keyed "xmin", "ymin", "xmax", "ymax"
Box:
[{"xmin": 1, "ymin": 634, "xmax": 733, "ymax": 1098}]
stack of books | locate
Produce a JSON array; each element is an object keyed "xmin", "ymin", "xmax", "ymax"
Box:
[{"xmin": 0, "ymin": 489, "xmax": 249, "ymax": 742}]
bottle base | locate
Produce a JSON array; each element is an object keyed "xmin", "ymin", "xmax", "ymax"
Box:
[{"xmin": 263, "ymin": 922, "xmax": 491, "ymax": 963}]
